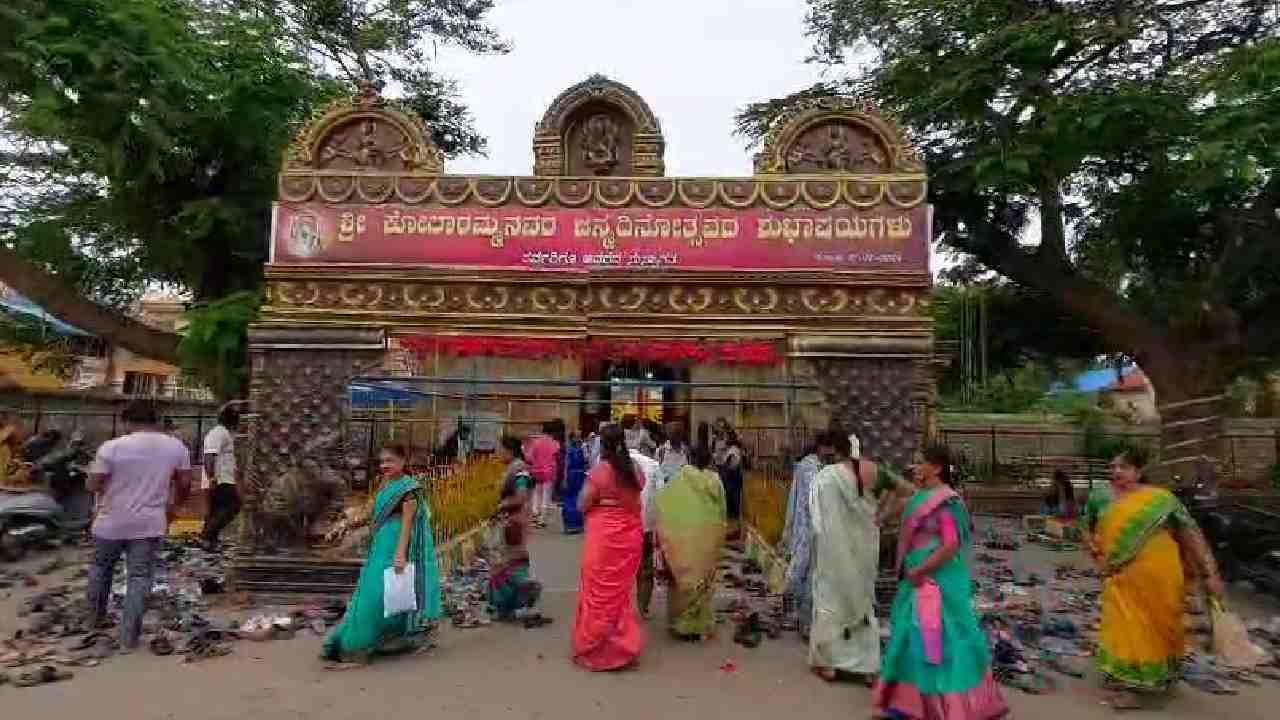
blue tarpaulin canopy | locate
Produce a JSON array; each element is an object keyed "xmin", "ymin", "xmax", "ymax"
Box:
[
  {"xmin": 348, "ymin": 380, "xmax": 421, "ymax": 407},
  {"xmin": 0, "ymin": 293, "xmax": 91, "ymax": 337},
  {"xmin": 1050, "ymin": 364, "xmax": 1138, "ymax": 394}
]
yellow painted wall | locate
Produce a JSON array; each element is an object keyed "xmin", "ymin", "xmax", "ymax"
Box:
[{"xmin": 0, "ymin": 353, "xmax": 71, "ymax": 391}]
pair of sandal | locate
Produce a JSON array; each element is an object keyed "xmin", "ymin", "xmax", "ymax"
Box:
[
  {"xmin": 1102, "ymin": 691, "xmax": 1142, "ymax": 710},
  {"xmin": 452, "ymin": 608, "xmax": 491, "ymax": 629},
  {"xmin": 1004, "ymin": 671, "xmax": 1057, "ymax": 695},
  {"xmin": 1041, "ymin": 654, "xmax": 1086, "ymax": 678},
  {"xmin": 14, "ymin": 664, "xmax": 73, "ymax": 687},
  {"xmin": 810, "ymin": 667, "xmax": 875, "ymax": 687},
  {"xmin": 68, "ymin": 632, "xmax": 118, "ymax": 661},
  {"xmin": 733, "ymin": 613, "xmax": 767, "ymax": 648},
  {"xmin": 521, "ymin": 614, "xmax": 553, "ymax": 629},
  {"xmin": 181, "ymin": 630, "xmax": 232, "ymax": 663},
  {"xmin": 150, "ymin": 632, "xmax": 175, "ymax": 656}
]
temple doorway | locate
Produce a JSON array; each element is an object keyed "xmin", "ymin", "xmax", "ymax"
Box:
[{"xmin": 578, "ymin": 360, "xmax": 691, "ymax": 435}]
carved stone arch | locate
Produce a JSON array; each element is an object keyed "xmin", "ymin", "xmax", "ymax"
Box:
[
  {"xmin": 282, "ymin": 85, "xmax": 445, "ymax": 176},
  {"xmin": 753, "ymin": 96, "xmax": 925, "ymax": 176},
  {"xmin": 532, "ymin": 74, "xmax": 666, "ymax": 177}
]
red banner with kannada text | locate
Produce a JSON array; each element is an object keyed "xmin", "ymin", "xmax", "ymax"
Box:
[{"xmin": 272, "ymin": 203, "xmax": 929, "ymax": 272}]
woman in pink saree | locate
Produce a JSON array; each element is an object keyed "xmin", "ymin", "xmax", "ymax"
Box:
[{"xmin": 572, "ymin": 424, "xmax": 646, "ymax": 671}]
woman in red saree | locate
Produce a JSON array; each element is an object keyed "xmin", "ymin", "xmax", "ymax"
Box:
[{"xmin": 572, "ymin": 424, "xmax": 646, "ymax": 671}]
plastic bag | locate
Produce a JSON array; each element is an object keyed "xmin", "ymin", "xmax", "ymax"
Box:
[
  {"xmin": 917, "ymin": 579, "xmax": 944, "ymax": 665},
  {"xmin": 383, "ymin": 564, "xmax": 417, "ymax": 618},
  {"xmin": 1211, "ymin": 598, "xmax": 1269, "ymax": 669}
]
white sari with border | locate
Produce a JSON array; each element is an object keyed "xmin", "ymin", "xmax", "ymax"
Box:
[{"xmin": 808, "ymin": 462, "xmax": 881, "ymax": 674}]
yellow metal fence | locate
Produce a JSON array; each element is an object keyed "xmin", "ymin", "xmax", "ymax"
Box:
[
  {"xmin": 742, "ymin": 464, "xmax": 790, "ymax": 547},
  {"xmin": 172, "ymin": 458, "xmax": 505, "ymax": 546},
  {"xmin": 421, "ymin": 456, "xmax": 505, "ymax": 546}
]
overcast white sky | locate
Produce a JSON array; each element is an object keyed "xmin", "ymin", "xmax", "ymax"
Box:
[{"xmin": 432, "ymin": 0, "xmax": 832, "ymax": 176}]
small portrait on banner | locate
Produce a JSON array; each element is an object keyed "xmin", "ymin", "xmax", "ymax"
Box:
[{"xmin": 287, "ymin": 210, "xmax": 329, "ymax": 258}]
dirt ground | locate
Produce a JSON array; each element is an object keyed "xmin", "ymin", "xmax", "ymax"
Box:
[{"xmin": 4, "ymin": 526, "xmax": 1280, "ymax": 720}]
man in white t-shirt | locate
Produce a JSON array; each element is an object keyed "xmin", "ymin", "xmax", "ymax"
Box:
[
  {"xmin": 201, "ymin": 402, "xmax": 243, "ymax": 551},
  {"xmin": 632, "ymin": 448, "xmax": 662, "ymax": 617},
  {"xmin": 87, "ymin": 400, "xmax": 192, "ymax": 649}
]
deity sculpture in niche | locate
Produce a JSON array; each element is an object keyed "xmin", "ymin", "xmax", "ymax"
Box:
[
  {"xmin": 319, "ymin": 119, "xmax": 406, "ymax": 169},
  {"xmin": 532, "ymin": 74, "xmax": 664, "ymax": 176},
  {"xmin": 579, "ymin": 113, "xmax": 621, "ymax": 175},
  {"xmin": 786, "ymin": 121, "xmax": 889, "ymax": 173}
]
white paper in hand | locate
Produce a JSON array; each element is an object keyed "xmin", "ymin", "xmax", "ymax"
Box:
[{"xmin": 383, "ymin": 564, "xmax": 417, "ymax": 618}]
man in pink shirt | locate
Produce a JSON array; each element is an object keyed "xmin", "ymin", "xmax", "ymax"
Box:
[
  {"xmin": 523, "ymin": 421, "xmax": 561, "ymax": 528},
  {"xmin": 86, "ymin": 400, "xmax": 192, "ymax": 649}
]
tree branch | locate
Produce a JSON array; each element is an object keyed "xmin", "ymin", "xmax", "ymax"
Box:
[
  {"xmin": 0, "ymin": 150, "xmax": 61, "ymax": 169},
  {"xmin": 1036, "ymin": 170, "xmax": 1070, "ymax": 265},
  {"xmin": 961, "ymin": 229, "xmax": 1205, "ymax": 393},
  {"xmin": 0, "ymin": 245, "xmax": 181, "ymax": 365},
  {"xmin": 1052, "ymin": 40, "xmax": 1123, "ymax": 89}
]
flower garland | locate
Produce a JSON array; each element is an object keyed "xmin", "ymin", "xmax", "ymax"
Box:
[{"xmin": 398, "ymin": 335, "xmax": 781, "ymax": 366}]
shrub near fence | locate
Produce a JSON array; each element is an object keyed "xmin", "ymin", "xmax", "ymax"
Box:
[{"xmin": 743, "ymin": 465, "xmax": 790, "ymax": 547}]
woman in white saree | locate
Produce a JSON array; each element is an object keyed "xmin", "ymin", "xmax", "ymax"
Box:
[{"xmin": 808, "ymin": 430, "xmax": 880, "ymax": 684}]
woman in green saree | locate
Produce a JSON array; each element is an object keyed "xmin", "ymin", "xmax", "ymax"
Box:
[
  {"xmin": 655, "ymin": 444, "xmax": 726, "ymax": 641},
  {"xmin": 322, "ymin": 443, "xmax": 443, "ymax": 668}
]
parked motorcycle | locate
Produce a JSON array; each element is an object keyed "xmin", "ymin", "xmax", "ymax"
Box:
[
  {"xmin": 1175, "ymin": 481, "xmax": 1280, "ymax": 597},
  {"xmin": 0, "ymin": 430, "xmax": 93, "ymax": 562}
]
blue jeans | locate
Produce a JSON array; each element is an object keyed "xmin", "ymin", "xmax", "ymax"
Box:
[{"xmin": 87, "ymin": 537, "xmax": 160, "ymax": 648}]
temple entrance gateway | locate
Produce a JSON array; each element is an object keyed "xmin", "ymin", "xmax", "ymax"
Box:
[{"xmin": 236, "ymin": 75, "xmax": 936, "ymax": 589}]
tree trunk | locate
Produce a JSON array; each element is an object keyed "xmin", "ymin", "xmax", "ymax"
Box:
[{"xmin": 0, "ymin": 245, "xmax": 182, "ymax": 365}]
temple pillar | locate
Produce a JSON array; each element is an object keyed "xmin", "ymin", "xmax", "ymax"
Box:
[
  {"xmin": 790, "ymin": 335, "xmax": 934, "ymax": 469},
  {"xmin": 239, "ymin": 327, "xmax": 386, "ymax": 555}
]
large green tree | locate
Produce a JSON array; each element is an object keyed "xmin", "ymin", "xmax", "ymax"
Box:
[
  {"xmin": 0, "ymin": 0, "xmax": 505, "ymax": 393},
  {"xmin": 739, "ymin": 0, "xmax": 1280, "ymax": 482}
]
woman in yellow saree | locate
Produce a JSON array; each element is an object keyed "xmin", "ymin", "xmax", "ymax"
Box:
[
  {"xmin": 1088, "ymin": 449, "xmax": 1224, "ymax": 710},
  {"xmin": 655, "ymin": 445, "xmax": 726, "ymax": 641}
]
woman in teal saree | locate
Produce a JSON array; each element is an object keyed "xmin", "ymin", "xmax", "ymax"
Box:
[
  {"xmin": 323, "ymin": 444, "xmax": 443, "ymax": 667},
  {"xmin": 873, "ymin": 444, "xmax": 1007, "ymax": 720}
]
